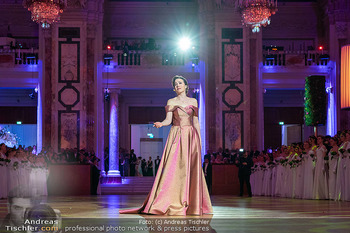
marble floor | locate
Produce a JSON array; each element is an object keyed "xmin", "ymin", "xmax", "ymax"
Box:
[{"xmin": 1, "ymin": 195, "xmax": 350, "ymax": 233}]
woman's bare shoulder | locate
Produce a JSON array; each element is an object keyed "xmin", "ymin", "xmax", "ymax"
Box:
[
  {"xmin": 167, "ymin": 98, "xmax": 177, "ymax": 105},
  {"xmin": 189, "ymin": 98, "xmax": 198, "ymax": 106}
]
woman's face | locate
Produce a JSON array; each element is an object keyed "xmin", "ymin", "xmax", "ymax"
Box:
[
  {"xmin": 317, "ymin": 137, "xmax": 323, "ymax": 145},
  {"xmin": 309, "ymin": 137, "xmax": 315, "ymax": 144},
  {"xmin": 329, "ymin": 139, "xmax": 336, "ymax": 147},
  {"xmin": 346, "ymin": 133, "xmax": 350, "ymax": 141},
  {"xmin": 304, "ymin": 142, "xmax": 310, "ymax": 149},
  {"xmin": 174, "ymin": 78, "xmax": 187, "ymax": 95},
  {"xmin": 340, "ymin": 134, "xmax": 346, "ymax": 142}
]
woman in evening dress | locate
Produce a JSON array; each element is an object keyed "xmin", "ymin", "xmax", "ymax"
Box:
[
  {"xmin": 0, "ymin": 143, "xmax": 8, "ymax": 199},
  {"xmin": 302, "ymin": 141, "xmax": 314, "ymax": 199},
  {"xmin": 119, "ymin": 75, "xmax": 212, "ymax": 215},
  {"xmin": 328, "ymin": 137, "xmax": 339, "ymax": 200},
  {"xmin": 313, "ymin": 136, "xmax": 329, "ymax": 199},
  {"xmin": 344, "ymin": 131, "xmax": 350, "ymax": 201},
  {"xmin": 335, "ymin": 132, "xmax": 347, "ymax": 201}
]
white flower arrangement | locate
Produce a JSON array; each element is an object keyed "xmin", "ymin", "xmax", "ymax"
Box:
[{"xmin": 0, "ymin": 126, "xmax": 18, "ymax": 148}]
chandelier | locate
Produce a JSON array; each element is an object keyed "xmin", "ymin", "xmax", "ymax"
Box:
[
  {"xmin": 240, "ymin": 0, "xmax": 277, "ymax": 33},
  {"xmin": 23, "ymin": 0, "xmax": 66, "ymax": 29}
]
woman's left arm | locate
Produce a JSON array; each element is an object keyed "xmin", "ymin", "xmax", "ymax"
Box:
[{"xmin": 192, "ymin": 99, "xmax": 202, "ymax": 147}]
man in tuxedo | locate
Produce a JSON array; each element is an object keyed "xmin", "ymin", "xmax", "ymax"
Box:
[
  {"xmin": 91, "ymin": 158, "xmax": 101, "ymax": 195},
  {"xmin": 154, "ymin": 156, "xmax": 160, "ymax": 175},
  {"xmin": 129, "ymin": 149, "xmax": 137, "ymax": 176},
  {"xmin": 203, "ymin": 158, "xmax": 212, "ymax": 194},
  {"xmin": 236, "ymin": 151, "xmax": 253, "ymax": 197},
  {"xmin": 204, "ymin": 150, "xmax": 212, "ymax": 161}
]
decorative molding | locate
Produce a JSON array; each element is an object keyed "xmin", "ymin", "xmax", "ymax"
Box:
[
  {"xmin": 57, "ymin": 27, "xmax": 81, "ymax": 151},
  {"xmin": 223, "ymin": 111, "xmax": 243, "ymax": 149},
  {"xmin": 59, "ymin": 41, "xmax": 80, "ymax": 83},
  {"xmin": 221, "ymin": 27, "xmax": 244, "ymax": 149},
  {"xmin": 222, "ymin": 43, "xmax": 243, "ymax": 83},
  {"xmin": 58, "ymin": 84, "xmax": 80, "ymax": 109},
  {"xmin": 222, "ymin": 85, "xmax": 243, "ymax": 108},
  {"xmin": 58, "ymin": 110, "xmax": 80, "ymax": 150}
]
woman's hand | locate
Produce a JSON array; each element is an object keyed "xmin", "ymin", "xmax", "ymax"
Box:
[{"xmin": 153, "ymin": 122, "xmax": 163, "ymax": 128}]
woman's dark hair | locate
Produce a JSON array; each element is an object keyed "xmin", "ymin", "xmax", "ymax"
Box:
[
  {"xmin": 317, "ymin": 135, "xmax": 324, "ymax": 143},
  {"xmin": 330, "ymin": 136, "xmax": 338, "ymax": 144},
  {"xmin": 309, "ymin": 135, "xmax": 317, "ymax": 143},
  {"xmin": 172, "ymin": 75, "xmax": 189, "ymax": 94}
]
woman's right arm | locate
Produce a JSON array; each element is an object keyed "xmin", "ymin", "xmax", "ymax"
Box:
[{"xmin": 154, "ymin": 100, "xmax": 173, "ymax": 128}]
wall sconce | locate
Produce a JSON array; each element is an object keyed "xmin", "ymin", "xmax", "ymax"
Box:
[
  {"xmin": 29, "ymin": 90, "xmax": 36, "ymax": 99},
  {"xmin": 104, "ymin": 54, "xmax": 113, "ymax": 65},
  {"xmin": 104, "ymin": 88, "xmax": 110, "ymax": 102},
  {"xmin": 326, "ymin": 86, "xmax": 333, "ymax": 94}
]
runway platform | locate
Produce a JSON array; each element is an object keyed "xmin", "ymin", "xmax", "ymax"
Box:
[{"xmin": 1, "ymin": 195, "xmax": 350, "ymax": 233}]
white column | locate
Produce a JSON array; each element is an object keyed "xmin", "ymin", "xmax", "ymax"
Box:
[
  {"xmin": 108, "ymin": 89, "xmax": 121, "ymax": 178},
  {"xmin": 36, "ymin": 84, "xmax": 42, "ymax": 154},
  {"xmin": 199, "ymin": 60, "xmax": 206, "ymax": 160}
]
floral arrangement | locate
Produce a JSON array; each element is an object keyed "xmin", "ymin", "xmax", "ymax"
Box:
[
  {"xmin": 267, "ymin": 161, "xmax": 276, "ymax": 168},
  {"xmin": 0, "ymin": 126, "xmax": 19, "ymax": 148},
  {"xmin": 330, "ymin": 151, "xmax": 337, "ymax": 160},
  {"xmin": 13, "ymin": 161, "xmax": 19, "ymax": 170},
  {"xmin": 289, "ymin": 159, "xmax": 301, "ymax": 168},
  {"xmin": 0, "ymin": 158, "xmax": 11, "ymax": 166},
  {"xmin": 304, "ymin": 75, "xmax": 327, "ymax": 126},
  {"xmin": 279, "ymin": 159, "xmax": 288, "ymax": 166}
]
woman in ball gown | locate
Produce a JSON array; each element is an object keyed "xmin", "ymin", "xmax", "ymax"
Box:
[
  {"xmin": 313, "ymin": 136, "xmax": 329, "ymax": 200},
  {"xmin": 136, "ymin": 157, "xmax": 143, "ymax": 177},
  {"xmin": 328, "ymin": 137, "xmax": 339, "ymax": 200},
  {"xmin": 274, "ymin": 148, "xmax": 287, "ymax": 197},
  {"xmin": 119, "ymin": 75, "xmax": 213, "ymax": 215},
  {"xmin": 0, "ymin": 143, "xmax": 8, "ymax": 199},
  {"xmin": 344, "ymin": 131, "xmax": 350, "ymax": 201},
  {"xmin": 302, "ymin": 140, "xmax": 315, "ymax": 199},
  {"xmin": 335, "ymin": 132, "xmax": 347, "ymax": 201}
]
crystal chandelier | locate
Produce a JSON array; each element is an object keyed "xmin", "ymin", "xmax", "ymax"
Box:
[
  {"xmin": 23, "ymin": 0, "xmax": 66, "ymax": 29},
  {"xmin": 240, "ymin": 0, "xmax": 277, "ymax": 33}
]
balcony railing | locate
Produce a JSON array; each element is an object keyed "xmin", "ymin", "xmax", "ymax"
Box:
[
  {"xmin": 263, "ymin": 50, "xmax": 330, "ymax": 66},
  {"xmin": 0, "ymin": 49, "xmax": 39, "ymax": 66},
  {"xmin": 103, "ymin": 50, "xmax": 188, "ymax": 67}
]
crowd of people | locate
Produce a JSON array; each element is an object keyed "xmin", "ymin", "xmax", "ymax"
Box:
[
  {"xmin": 200, "ymin": 130, "xmax": 350, "ymax": 201},
  {"xmin": 249, "ymin": 130, "xmax": 350, "ymax": 201},
  {"xmin": 1, "ymin": 129, "xmax": 350, "ymax": 201},
  {"xmin": 0, "ymin": 144, "xmax": 101, "ymax": 199},
  {"xmin": 116, "ymin": 148, "xmax": 161, "ymax": 177}
]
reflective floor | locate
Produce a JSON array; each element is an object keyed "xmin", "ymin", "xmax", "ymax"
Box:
[{"xmin": 1, "ymin": 195, "xmax": 350, "ymax": 233}]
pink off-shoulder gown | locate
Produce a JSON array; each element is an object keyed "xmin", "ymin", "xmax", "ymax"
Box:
[{"xmin": 119, "ymin": 105, "xmax": 213, "ymax": 215}]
